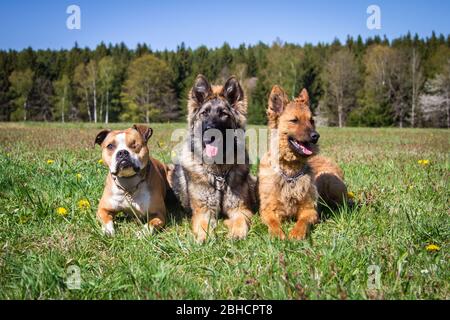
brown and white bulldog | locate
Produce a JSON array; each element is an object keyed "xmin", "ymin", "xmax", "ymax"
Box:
[{"xmin": 94, "ymin": 124, "xmax": 169, "ymax": 236}]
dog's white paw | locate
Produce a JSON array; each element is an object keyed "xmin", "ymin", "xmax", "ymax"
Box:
[{"xmin": 102, "ymin": 221, "xmax": 115, "ymax": 237}]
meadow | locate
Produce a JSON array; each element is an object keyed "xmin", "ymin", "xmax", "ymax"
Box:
[{"xmin": 0, "ymin": 122, "xmax": 448, "ymax": 299}]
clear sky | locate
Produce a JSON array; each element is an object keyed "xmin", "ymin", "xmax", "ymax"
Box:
[{"xmin": 1, "ymin": 0, "xmax": 449, "ymax": 51}]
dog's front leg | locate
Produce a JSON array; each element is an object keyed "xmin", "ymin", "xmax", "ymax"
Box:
[
  {"xmin": 260, "ymin": 204, "xmax": 286, "ymax": 240},
  {"xmin": 146, "ymin": 197, "xmax": 167, "ymax": 232},
  {"xmin": 97, "ymin": 206, "xmax": 116, "ymax": 236},
  {"xmin": 224, "ymin": 206, "xmax": 252, "ymax": 240},
  {"xmin": 223, "ymin": 189, "xmax": 253, "ymax": 240},
  {"xmin": 289, "ymin": 193, "xmax": 319, "ymax": 240},
  {"xmin": 190, "ymin": 195, "xmax": 218, "ymax": 243}
]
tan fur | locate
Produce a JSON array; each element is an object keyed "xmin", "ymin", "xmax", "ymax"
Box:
[
  {"xmin": 95, "ymin": 125, "xmax": 169, "ymax": 236},
  {"xmin": 259, "ymin": 86, "xmax": 349, "ymax": 239},
  {"xmin": 259, "ymin": 86, "xmax": 319, "ymax": 240}
]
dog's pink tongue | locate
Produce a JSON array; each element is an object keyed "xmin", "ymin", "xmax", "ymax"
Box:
[
  {"xmin": 300, "ymin": 144, "xmax": 313, "ymax": 155},
  {"xmin": 205, "ymin": 144, "xmax": 219, "ymax": 157}
]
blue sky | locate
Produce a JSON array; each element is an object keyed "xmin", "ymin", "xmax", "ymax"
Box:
[{"xmin": 1, "ymin": 0, "xmax": 449, "ymax": 50}]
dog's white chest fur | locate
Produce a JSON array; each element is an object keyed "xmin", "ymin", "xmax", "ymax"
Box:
[{"xmin": 109, "ymin": 182, "xmax": 151, "ymax": 217}]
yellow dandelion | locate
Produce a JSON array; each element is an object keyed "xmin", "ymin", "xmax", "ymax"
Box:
[
  {"xmin": 158, "ymin": 141, "xmax": 166, "ymax": 147},
  {"xmin": 56, "ymin": 207, "xmax": 68, "ymax": 216},
  {"xmin": 426, "ymin": 244, "xmax": 440, "ymax": 252},
  {"xmin": 171, "ymin": 150, "xmax": 177, "ymax": 159},
  {"xmin": 77, "ymin": 199, "xmax": 90, "ymax": 210},
  {"xmin": 47, "ymin": 159, "xmax": 55, "ymax": 165},
  {"xmin": 418, "ymin": 160, "xmax": 430, "ymax": 166},
  {"xmin": 76, "ymin": 173, "xmax": 82, "ymax": 180},
  {"xmin": 347, "ymin": 191, "xmax": 355, "ymax": 200},
  {"xmin": 98, "ymin": 159, "xmax": 104, "ymax": 165},
  {"xmin": 19, "ymin": 216, "xmax": 30, "ymax": 224}
]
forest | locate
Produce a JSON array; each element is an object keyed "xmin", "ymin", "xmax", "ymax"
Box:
[{"xmin": 0, "ymin": 32, "xmax": 449, "ymax": 127}]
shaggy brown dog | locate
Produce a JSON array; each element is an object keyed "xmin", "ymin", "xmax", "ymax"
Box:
[
  {"xmin": 169, "ymin": 75, "xmax": 256, "ymax": 243},
  {"xmin": 258, "ymin": 86, "xmax": 348, "ymax": 240}
]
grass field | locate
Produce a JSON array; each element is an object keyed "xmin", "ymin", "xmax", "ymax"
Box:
[{"xmin": 0, "ymin": 122, "xmax": 448, "ymax": 300}]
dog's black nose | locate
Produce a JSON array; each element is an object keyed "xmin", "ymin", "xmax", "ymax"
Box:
[
  {"xmin": 310, "ymin": 132, "xmax": 320, "ymax": 144},
  {"xmin": 116, "ymin": 149, "xmax": 129, "ymax": 159}
]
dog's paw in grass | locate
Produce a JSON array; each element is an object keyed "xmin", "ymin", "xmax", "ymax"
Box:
[{"xmin": 102, "ymin": 221, "xmax": 115, "ymax": 237}]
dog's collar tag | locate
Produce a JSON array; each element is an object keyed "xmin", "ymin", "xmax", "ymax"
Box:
[
  {"xmin": 214, "ymin": 176, "xmax": 226, "ymax": 191},
  {"xmin": 210, "ymin": 168, "xmax": 231, "ymax": 191}
]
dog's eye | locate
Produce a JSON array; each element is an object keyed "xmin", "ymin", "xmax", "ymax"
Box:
[
  {"xmin": 289, "ymin": 119, "xmax": 299, "ymax": 124},
  {"xmin": 310, "ymin": 119, "xmax": 315, "ymax": 126},
  {"xmin": 107, "ymin": 144, "xmax": 115, "ymax": 150},
  {"xmin": 220, "ymin": 111, "xmax": 228, "ymax": 118},
  {"xmin": 201, "ymin": 110, "xmax": 208, "ymax": 117}
]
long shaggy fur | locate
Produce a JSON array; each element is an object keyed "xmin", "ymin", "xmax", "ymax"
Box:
[{"xmin": 169, "ymin": 75, "xmax": 256, "ymax": 242}]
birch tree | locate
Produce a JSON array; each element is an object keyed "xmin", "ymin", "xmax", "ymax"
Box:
[
  {"xmin": 53, "ymin": 74, "xmax": 70, "ymax": 122},
  {"xmin": 86, "ymin": 60, "xmax": 99, "ymax": 123},
  {"xmin": 410, "ymin": 48, "xmax": 424, "ymax": 127},
  {"xmin": 99, "ymin": 56, "xmax": 118, "ymax": 124},
  {"xmin": 322, "ymin": 48, "xmax": 360, "ymax": 127}
]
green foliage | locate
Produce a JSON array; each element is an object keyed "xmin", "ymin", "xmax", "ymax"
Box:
[
  {"xmin": 0, "ymin": 34, "xmax": 449, "ymax": 127},
  {"xmin": 8, "ymin": 68, "xmax": 34, "ymax": 121},
  {"xmin": 120, "ymin": 54, "xmax": 174, "ymax": 123}
]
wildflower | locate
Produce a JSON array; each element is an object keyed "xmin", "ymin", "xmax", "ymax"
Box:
[
  {"xmin": 77, "ymin": 199, "xmax": 90, "ymax": 210},
  {"xmin": 347, "ymin": 191, "xmax": 355, "ymax": 200},
  {"xmin": 98, "ymin": 159, "xmax": 104, "ymax": 165},
  {"xmin": 171, "ymin": 150, "xmax": 177, "ymax": 159},
  {"xmin": 76, "ymin": 173, "xmax": 82, "ymax": 180},
  {"xmin": 426, "ymin": 244, "xmax": 440, "ymax": 252},
  {"xmin": 158, "ymin": 141, "xmax": 166, "ymax": 147},
  {"xmin": 56, "ymin": 207, "xmax": 68, "ymax": 216},
  {"xmin": 47, "ymin": 159, "xmax": 55, "ymax": 165},
  {"xmin": 19, "ymin": 216, "xmax": 30, "ymax": 224},
  {"xmin": 418, "ymin": 160, "xmax": 430, "ymax": 166}
]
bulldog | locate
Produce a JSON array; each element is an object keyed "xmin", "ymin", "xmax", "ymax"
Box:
[{"xmin": 94, "ymin": 124, "xmax": 169, "ymax": 236}]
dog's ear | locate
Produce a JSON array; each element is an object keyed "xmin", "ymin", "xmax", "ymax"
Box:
[
  {"xmin": 222, "ymin": 76, "xmax": 244, "ymax": 107},
  {"xmin": 268, "ymin": 85, "xmax": 288, "ymax": 115},
  {"xmin": 133, "ymin": 124, "xmax": 153, "ymax": 144},
  {"xmin": 95, "ymin": 129, "xmax": 111, "ymax": 146},
  {"xmin": 191, "ymin": 75, "xmax": 212, "ymax": 105},
  {"xmin": 298, "ymin": 88, "xmax": 310, "ymax": 106}
]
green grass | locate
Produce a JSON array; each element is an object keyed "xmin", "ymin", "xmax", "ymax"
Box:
[{"xmin": 0, "ymin": 122, "xmax": 448, "ymax": 299}]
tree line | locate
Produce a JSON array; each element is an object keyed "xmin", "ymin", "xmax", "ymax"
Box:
[{"xmin": 0, "ymin": 32, "xmax": 449, "ymax": 127}]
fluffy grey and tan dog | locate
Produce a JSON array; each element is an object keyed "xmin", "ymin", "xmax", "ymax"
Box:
[
  {"xmin": 95, "ymin": 124, "xmax": 169, "ymax": 236},
  {"xmin": 169, "ymin": 75, "xmax": 256, "ymax": 242}
]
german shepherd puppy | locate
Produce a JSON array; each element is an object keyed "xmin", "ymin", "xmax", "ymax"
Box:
[
  {"xmin": 258, "ymin": 85, "xmax": 348, "ymax": 240},
  {"xmin": 169, "ymin": 75, "xmax": 255, "ymax": 243}
]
